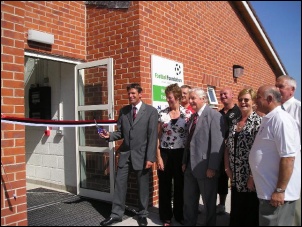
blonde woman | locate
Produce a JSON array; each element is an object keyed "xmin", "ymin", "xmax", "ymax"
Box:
[{"xmin": 224, "ymin": 88, "xmax": 262, "ymax": 226}]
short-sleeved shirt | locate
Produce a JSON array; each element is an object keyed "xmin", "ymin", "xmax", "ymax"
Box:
[
  {"xmin": 219, "ymin": 104, "xmax": 241, "ymax": 139},
  {"xmin": 283, "ymin": 96, "xmax": 301, "ymax": 143},
  {"xmin": 249, "ymin": 106, "xmax": 301, "ymax": 200},
  {"xmin": 158, "ymin": 106, "xmax": 192, "ymax": 149}
]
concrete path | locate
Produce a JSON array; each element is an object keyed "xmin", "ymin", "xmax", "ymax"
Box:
[{"xmin": 113, "ymin": 189, "xmax": 231, "ymax": 226}]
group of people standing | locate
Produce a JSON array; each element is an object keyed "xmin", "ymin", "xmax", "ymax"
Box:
[
  {"xmin": 99, "ymin": 75, "xmax": 300, "ymax": 226},
  {"xmin": 157, "ymin": 84, "xmax": 225, "ymax": 226}
]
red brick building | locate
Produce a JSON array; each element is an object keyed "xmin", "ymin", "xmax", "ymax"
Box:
[{"xmin": 1, "ymin": 1, "xmax": 287, "ymax": 225}]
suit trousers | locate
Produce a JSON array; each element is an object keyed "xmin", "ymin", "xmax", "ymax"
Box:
[
  {"xmin": 158, "ymin": 148, "xmax": 184, "ymax": 221},
  {"xmin": 259, "ymin": 199, "xmax": 296, "ymax": 226},
  {"xmin": 294, "ymin": 191, "xmax": 301, "ymax": 226},
  {"xmin": 111, "ymin": 159, "xmax": 150, "ymax": 219},
  {"xmin": 217, "ymin": 158, "xmax": 229, "ymax": 195},
  {"xmin": 183, "ymin": 162, "xmax": 218, "ymax": 226}
]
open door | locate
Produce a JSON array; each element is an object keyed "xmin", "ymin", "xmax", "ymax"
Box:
[{"xmin": 75, "ymin": 58, "xmax": 115, "ymax": 202}]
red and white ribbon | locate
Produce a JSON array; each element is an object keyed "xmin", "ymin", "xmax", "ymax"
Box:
[{"xmin": 1, "ymin": 115, "xmax": 117, "ymax": 128}]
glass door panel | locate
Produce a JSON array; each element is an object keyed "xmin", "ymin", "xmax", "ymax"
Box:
[
  {"xmin": 80, "ymin": 151, "xmax": 110, "ymax": 193},
  {"xmin": 75, "ymin": 59, "xmax": 114, "ymax": 202}
]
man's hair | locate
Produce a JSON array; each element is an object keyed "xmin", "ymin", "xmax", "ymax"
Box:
[
  {"xmin": 181, "ymin": 84, "xmax": 192, "ymax": 89},
  {"xmin": 278, "ymin": 75, "xmax": 297, "ymax": 89},
  {"xmin": 264, "ymin": 86, "xmax": 282, "ymax": 103},
  {"xmin": 190, "ymin": 87, "xmax": 208, "ymax": 103},
  {"xmin": 127, "ymin": 83, "xmax": 143, "ymax": 93}
]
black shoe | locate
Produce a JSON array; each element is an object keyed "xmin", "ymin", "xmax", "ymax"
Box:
[
  {"xmin": 137, "ymin": 217, "xmax": 148, "ymax": 226},
  {"xmin": 176, "ymin": 219, "xmax": 184, "ymax": 225},
  {"xmin": 100, "ymin": 217, "xmax": 122, "ymax": 226}
]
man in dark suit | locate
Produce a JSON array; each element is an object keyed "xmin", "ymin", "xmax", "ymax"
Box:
[
  {"xmin": 99, "ymin": 83, "xmax": 158, "ymax": 226},
  {"xmin": 182, "ymin": 88, "xmax": 225, "ymax": 226}
]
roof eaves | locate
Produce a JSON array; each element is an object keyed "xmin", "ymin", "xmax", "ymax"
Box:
[{"xmin": 232, "ymin": 1, "xmax": 288, "ymax": 76}]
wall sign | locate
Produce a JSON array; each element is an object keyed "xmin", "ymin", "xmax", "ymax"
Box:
[{"xmin": 151, "ymin": 55, "xmax": 184, "ymax": 111}]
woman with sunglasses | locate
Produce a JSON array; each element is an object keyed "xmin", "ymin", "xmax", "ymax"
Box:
[{"xmin": 224, "ymin": 88, "xmax": 262, "ymax": 226}]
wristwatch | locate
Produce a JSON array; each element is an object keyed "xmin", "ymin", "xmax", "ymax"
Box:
[{"xmin": 275, "ymin": 188, "xmax": 285, "ymax": 193}]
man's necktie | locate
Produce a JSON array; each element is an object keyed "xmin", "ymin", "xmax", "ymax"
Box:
[
  {"xmin": 133, "ymin": 106, "xmax": 137, "ymax": 120},
  {"xmin": 187, "ymin": 113, "xmax": 198, "ymax": 144}
]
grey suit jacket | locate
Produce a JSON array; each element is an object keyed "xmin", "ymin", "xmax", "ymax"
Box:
[
  {"xmin": 109, "ymin": 102, "xmax": 158, "ymax": 170},
  {"xmin": 183, "ymin": 105, "xmax": 225, "ymax": 179}
]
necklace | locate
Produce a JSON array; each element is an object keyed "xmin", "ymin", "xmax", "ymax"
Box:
[
  {"xmin": 237, "ymin": 115, "xmax": 249, "ymax": 131},
  {"xmin": 236, "ymin": 122, "xmax": 245, "ymax": 130},
  {"xmin": 237, "ymin": 125, "xmax": 243, "ymax": 130}
]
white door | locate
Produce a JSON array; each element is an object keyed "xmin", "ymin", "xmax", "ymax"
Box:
[{"xmin": 75, "ymin": 58, "xmax": 115, "ymax": 202}]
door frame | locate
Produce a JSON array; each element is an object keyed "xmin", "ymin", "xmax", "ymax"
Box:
[{"xmin": 74, "ymin": 58, "xmax": 115, "ymax": 202}]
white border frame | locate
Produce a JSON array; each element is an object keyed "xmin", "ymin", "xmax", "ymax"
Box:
[{"xmin": 207, "ymin": 87, "xmax": 218, "ymax": 105}]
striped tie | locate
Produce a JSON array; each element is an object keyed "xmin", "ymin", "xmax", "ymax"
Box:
[
  {"xmin": 187, "ymin": 113, "xmax": 198, "ymax": 144},
  {"xmin": 133, "ymin": 106, "xmax": 137, "ymax": 120}
]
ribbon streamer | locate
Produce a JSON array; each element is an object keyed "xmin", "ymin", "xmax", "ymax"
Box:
[{"xmin": 1, "ymin": 115, "xmax": 117, "ymax": 128}]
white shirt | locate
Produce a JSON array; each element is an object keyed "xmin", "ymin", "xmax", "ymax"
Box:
[
  {"xmin": 249, "ymin": 106, "xmax": 301, "ymax": 201},
  {"xmin": 133, "ymin": 101, "xmax": 142, "ymax": 113},
  {"xmin": 197, "ymin": 104, "xmax": 206, "ymax": 117},
  {"xmin": 189, "ymin": 104, "xmax": 206, "ymax": 131},
  {"xmin": 283, "ymin": 96, "xmax": 301, "ymax": 142}
]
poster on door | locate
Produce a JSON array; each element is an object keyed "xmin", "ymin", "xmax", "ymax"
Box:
[{"xmin": 151, "ymin": 55, "xmax": 184, "ymax": 112}]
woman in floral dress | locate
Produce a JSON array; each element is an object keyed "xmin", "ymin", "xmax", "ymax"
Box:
[{"xmin": 157, "ymin": 83, "xmax": 192, "ymax": 226}]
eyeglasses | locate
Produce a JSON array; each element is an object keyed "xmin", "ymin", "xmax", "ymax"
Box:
[{"xmin": 238, "ymin": 98, "xmax": 250, "ymax": 102}]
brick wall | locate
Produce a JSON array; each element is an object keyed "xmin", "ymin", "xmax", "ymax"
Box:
[
  {"xmin": 1, "ymin": 1, "xmax": 86, "ymax": 225},
  {"xmin": 137, "ymin": 1, "xmax": 276, "ymax": 108},
  {"xmin": 24, "ymin": 1, "xmax": 86, "ymax": 60},
  {"xmin": 1, "ymin": 1, "xmax": 27, "ymax": 225}
]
